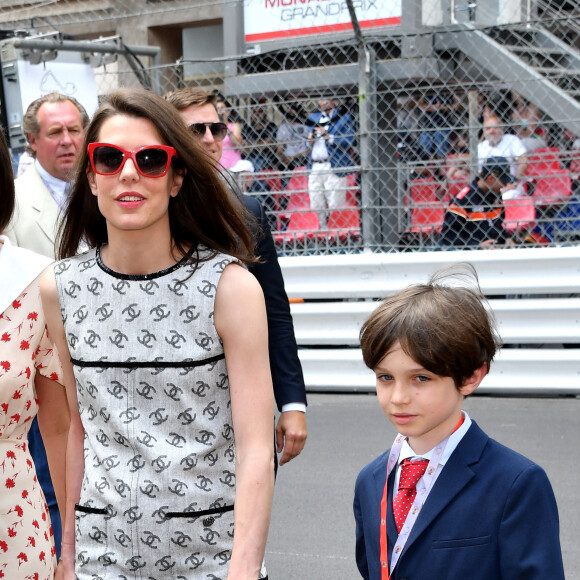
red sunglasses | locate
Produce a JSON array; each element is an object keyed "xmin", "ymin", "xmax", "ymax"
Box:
[{"xmin": 88, "ymin": 143, "xmax": 178, "ymax": 178}]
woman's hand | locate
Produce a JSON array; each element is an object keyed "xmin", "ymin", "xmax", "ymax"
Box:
[
  {"xmin": 54, "ymin": 559, "xmax": 74, "ymax": 580},
  {"xmin": 56, "ymin": 542, "xmax": 76, "ymax": 580}
]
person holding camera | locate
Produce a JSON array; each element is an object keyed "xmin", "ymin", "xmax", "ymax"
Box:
[{"xmin": 306, "ymin": 99, "xmax": 355, "ymax": 228}]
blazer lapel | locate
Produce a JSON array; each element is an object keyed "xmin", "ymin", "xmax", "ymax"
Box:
[
  {"xmin": 400, "ymin": 422, "xmax": 489, "ymax": 556},
  {"xmin": 32, "ymin": 179, "xmax": 61, "ymax": 245}
]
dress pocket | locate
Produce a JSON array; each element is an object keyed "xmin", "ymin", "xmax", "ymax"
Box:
[
  {"xmin": 165, "ymin": 505, "xmax": 234, "ymax": 577},
  {"xmin": 74, "ymin": 503, "xmax": 113, "ymax": 577}
]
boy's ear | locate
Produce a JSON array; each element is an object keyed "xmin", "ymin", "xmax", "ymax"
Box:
[{"xmin": 459, "ymin": 363, "xmax": 487, "ymax": 396}]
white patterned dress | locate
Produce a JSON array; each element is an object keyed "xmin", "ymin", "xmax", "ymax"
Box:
[{"xmin": 55, "ymin": 246, "xmax": 259, "ymax": 580}]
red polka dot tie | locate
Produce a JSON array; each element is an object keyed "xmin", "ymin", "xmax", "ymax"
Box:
[{"xmin": 393, "ymin": 458, "xmax": 429, "ymax": 533}]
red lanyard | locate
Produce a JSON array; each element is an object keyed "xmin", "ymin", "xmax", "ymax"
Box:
[{"xmin": 379, "ymin": 415, "xmax": 465, "ymax": 579}]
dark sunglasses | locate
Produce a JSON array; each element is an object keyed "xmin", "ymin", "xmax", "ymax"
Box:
[
  {"xmin": 188, "ymin": 122, "xmax": 228, "ymax": 141},
  {"xmin": 87, "ymin": 143, "xmax": 178, "ymax": 178}
]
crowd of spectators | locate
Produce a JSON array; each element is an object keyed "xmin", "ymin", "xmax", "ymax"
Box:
[
  {"xmin": 209, "ymin": 92, "xmax": 358, "ymax": 237},
  {"xmin": 206, "ymin": 88, "xmax": 578, "ymax": 248},
  {"xmin": 399, "ymin": 88, "xmax": 580, "ymax": 248}
]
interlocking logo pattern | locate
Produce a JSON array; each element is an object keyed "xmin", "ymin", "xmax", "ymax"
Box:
[{"xmin": 55, "ymin": 247, "xmax": 242, "ymax": 579}]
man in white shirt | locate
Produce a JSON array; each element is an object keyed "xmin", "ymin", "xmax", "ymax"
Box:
[
  {"xmin": 478, "ymin": 113, "xmax": 528, "ymax": 181},
  {"xmin": 7, "ymin": 92, "xmax": 89, "ymax": 258}
]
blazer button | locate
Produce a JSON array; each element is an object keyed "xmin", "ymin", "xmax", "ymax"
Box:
[{"xmin": 203, "ymin": 516, "xmax": 215, "ymax": 527}]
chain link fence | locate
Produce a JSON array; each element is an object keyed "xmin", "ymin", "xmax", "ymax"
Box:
[{"xmin": 2, "ymin": 1, "xmax": 580, "ymax": 254}]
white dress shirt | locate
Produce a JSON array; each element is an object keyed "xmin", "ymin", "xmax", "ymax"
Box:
[{"xmin": 393, "ymin": 411, "xmax": 472, "ymax": 499}]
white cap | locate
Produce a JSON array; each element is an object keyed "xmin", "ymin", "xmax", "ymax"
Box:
[{"xmin": 230, "ymin": 159, "xmax": 255, "ymax": 173}]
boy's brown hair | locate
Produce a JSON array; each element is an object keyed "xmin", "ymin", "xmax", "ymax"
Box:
[{"xmin": 359, "ymin": 264, "xmax": 501, "ymax": 388}]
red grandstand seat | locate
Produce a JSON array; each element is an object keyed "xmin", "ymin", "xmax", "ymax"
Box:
[
  {"xmin": 346, "ymin": 173, "xmax": 360, "ymax": 205},
  {"xmin": 448, "ymin": 178, "xmax": 470, "ymax": 199},
  {"xmin": 409, "ymin": 177, "xmax": 439, "ymax": 204},
  {"xmin": 287, "ymin": 210, "xmax": 319, "ymax": 233},
  {"xmin": 525, "ymin": 147, "xmax": 563, "ymax": 178},
  {"xmin": 276, "ymin": 175, "xmax": 311, "ymax": 230},
  {"xmin": 406, "ymin": 178, "xmax": 446, "ymax": 236},
  {"xmin": 255, "ymin": 169, "xmax": 282, "ymax": 193},
  {"xmin": 409, "ymin": 205, "xmax": 446, "ymax": 235},
  {"xmin": 274, "ymin": 209, "xmax": 319, "ymax": 249},
  {"xmin": 523, "ymin": 147, "xmax": 572, "ymax": 207},
  {"xmin": 531, "ymin": 173, "xmax": 572, "ymax": 207},
  {"xmin": 286, "ymin": 168, "xmax": 308, "ymax": 193},
  {"xmin": 321, "ymin": 207, "xmax": 361, "ymax": 244},
  {"xmin": 503, "ymin": 195, "xmax": 536, "ymax": 234}
]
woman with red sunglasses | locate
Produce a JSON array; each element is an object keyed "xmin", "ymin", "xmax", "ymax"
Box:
[{"xmin": 40, "ymin": 88, "xmax": 274, "ymax": 580}]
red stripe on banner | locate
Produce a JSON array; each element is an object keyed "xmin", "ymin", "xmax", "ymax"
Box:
[{"xmin": 245, "ymin": 16, "xmax": 401, "ymax": 42}]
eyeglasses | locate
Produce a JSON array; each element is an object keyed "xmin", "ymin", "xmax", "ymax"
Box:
[
  {"xmin": 188, "ymin": 122, "xmax": 228, "ymax": 141},
  {"xmin": 87, "ymin": 143, "xmax": 178, "ymax": 178}
]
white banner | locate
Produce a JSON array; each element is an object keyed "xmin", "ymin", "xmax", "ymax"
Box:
[
  {"xmin": 16, "ymin": 60, "xmax": 99, "ymax": 117},
  {"xmin": 244, "ymin": 0, "xmax": 401, "ymax": 43}
]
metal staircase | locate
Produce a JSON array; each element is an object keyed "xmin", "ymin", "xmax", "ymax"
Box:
[{"xmin": 434, "ymin": 19, "xmax": 580, "ymax": 136}]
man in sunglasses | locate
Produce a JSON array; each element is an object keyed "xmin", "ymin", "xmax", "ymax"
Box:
[
  {"xmin": 164, "ymin": 88, "xmax": 308, "ymax": 467},
  {"xmin": 5, "ymin": 91, "xmax": 89, "ymax": 562}
]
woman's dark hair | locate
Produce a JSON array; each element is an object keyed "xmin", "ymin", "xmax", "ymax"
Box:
[
  {"xmin": 58, "ymin": 88, "xmax": 255, "ymax": 262},
  {"xmin": 359, "ymin": 264, "xmax": 501, "ymax": 389},
  {"xmin": 0, "ymin": 128, "xmax": 15, "ymax": 234}
]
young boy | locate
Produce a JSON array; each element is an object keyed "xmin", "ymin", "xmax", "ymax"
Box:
[{"xmin": 353, "ymin": 267, "xmax": 564, "ymax": 580}]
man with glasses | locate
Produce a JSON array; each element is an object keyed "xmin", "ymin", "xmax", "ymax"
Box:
[{"xmin": 164, "ymin": 88, "xmax": 308, "ymax": 467}]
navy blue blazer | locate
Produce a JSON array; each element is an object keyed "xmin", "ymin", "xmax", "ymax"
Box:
[
  {"xmin": 242, "ymin": 195, "xmax": 307, "ymax": 410},
  {"xmin": 354, "ymin": 421, "xmax": 564, "ymax": 580}
]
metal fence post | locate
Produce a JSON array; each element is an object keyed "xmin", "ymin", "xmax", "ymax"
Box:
[{"xmin": 358, "ymin": 45, "xmax": 377, "ymax": 251}]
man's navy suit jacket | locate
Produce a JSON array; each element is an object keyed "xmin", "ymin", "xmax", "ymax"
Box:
[
  {"xmin": 242, "ymin": 195, "xmax": 306, "ymax": 410},
  {"xmin": 354, "ymin": 420, "xmax": 564, "ymax": 579}
]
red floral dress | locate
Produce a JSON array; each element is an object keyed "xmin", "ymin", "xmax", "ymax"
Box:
[{"xmin": 0, "ymin": 279, "xmax": 62, "ymax": 579}]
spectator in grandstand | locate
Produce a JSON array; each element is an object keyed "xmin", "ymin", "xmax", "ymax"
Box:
[
  {"xmin": 511, "ymin": 99, "xmax": 548, "ymax": 153},
  {"xmin": 440, "ymin": 156, "xmax": 517, "ymax": 247},
  {"xmin": 397, "ymin": 95, "xmax": 425, "ymax": 163},
  {"xmin": 215, "ymin": 93, "xmax": 244, "ymax": 169},
  {"xmin": 446, "ymin": 153, "xmax": 471, "ymax": 181},
  {"xmin": 437, "ymin": 152, "xmax": 472, "ymax": 200},
  {"xmin": 164, "ymin": 87, "xmax": 308, "ymax": 467},
  {"xmin": 478, "ymin": 114, "xmax": 528, "ymax": 192},
  {"xmin": 242, "ymin": 99, "xmax": 280, "ymax": 172},
  {"xmin": 307, "ymin": 98, "xmax": 355, "ymax": 228},
  {"xmin": 277, "ymin": 103, "xmax": 311, "ymax": 184},
  {"xmin": 418, "ymin": 91, "xmax": 462, "ymax": 159},
  {"xmin": 479, "ymin": 89, "xmax": 516, "ymax": 129},
  {"xmin": 231, "ymin": 158, "xmax": 277, "ymax": 232},
  {"xmin": 5, "ymin": 91, "xmax": 89, "ymax": 560}
]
